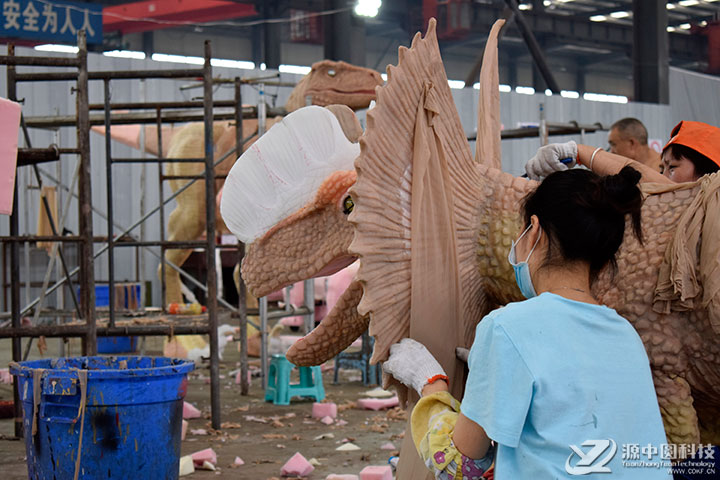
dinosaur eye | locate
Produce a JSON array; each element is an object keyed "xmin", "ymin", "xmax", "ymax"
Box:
[
  {"xmin": 327, "ymin": 69, "xmax": 336, "ymax": 77},
  {"xmin": 342, "ymin": 195, "xmax": 354, "ymax": 214}
]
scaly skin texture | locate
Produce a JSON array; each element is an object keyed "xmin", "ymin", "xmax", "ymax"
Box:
[
  {"xmin": 236, "ymin": 20, "xmax": 720, "ymax": 449},
  {"xmin": 159, "ymin": 62, "xmax": 382, "ymax": 303}
]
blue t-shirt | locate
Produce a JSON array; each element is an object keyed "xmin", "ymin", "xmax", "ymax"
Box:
[{"xmin": 461, "ymin": 292, "xmax": 670, "ymax": 479}]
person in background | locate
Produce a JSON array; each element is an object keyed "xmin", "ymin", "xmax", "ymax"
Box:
[
  {"xmin": 525, "ymin": 120, "xmax": 720, "ymax": 185},
  {"xmin": 382, "ymin": 167, "xmax": 670, "ymax": 479},
  {"xmin": 608, "ymin": 117, "xmax": 662, "ymax": 173}
]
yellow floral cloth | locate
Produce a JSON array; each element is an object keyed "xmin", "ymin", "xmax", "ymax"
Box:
[{"xmin": 411, "ymin": 391, "xmax": 494, "ymax": 480}]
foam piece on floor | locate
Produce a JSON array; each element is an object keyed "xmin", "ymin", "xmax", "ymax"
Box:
[
  {"xmin": 326, "ymin": 475, "xmax": 360, "ymax": 480},
  {"xmin": 191, "ymin": 447, "xmax": 217, "ymax": 467},
  {"xmin": 312, "ymin": 402, "xmax": 338, "ymax": 419},
  {"xmin": 183, "ymin": 401, "xmax": 202, "ymax": 419},
  {"xmin": 359, "ymin": 465, "xmax": 393, "ymax": 480},
  {"xmin": 320, "ymin": 415, "xmax": 334, "ymax": 425},
  {"xmin": 281, "ymin": 452, "xmax": 315, "ymax": 477},
  {"xmin": 234, "ymin": 456, "xmax": 245, "ymax": 466},
  {"xmin": 356, "ymin": 396, "xmax": 399, "ymax": 410},
  {"xmin": 181, "ymin": 419, "xmax": 188, "ymax": 440},
  {"xmin": 380, "ymin": 442, "xmax": 396, "ymax": 450},
  {"xmin": 336, "ymin": 442, "xmax": 361, "ymax": 451},
  {"xmin": 179, "ymin": 455, "xmax": 195, "ymax": 476}
]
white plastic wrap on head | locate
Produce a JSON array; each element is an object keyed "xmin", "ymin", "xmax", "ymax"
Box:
[{"xmin": 220, "ymin": 106, "xmax": 360, "ymax": 243}]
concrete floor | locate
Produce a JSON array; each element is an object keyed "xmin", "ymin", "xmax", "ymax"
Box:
[{"xmin": 0, "ymin": 335, "xmax": 405, "ymax": 479}]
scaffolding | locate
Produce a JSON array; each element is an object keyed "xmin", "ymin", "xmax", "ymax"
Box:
[
  {"xmin": 0, "ymin": 32, "xmax": 236, "ymax": 435},
  {"xmin": 0, "ymin": 32, "xmax": 328, "ymax": 439}
]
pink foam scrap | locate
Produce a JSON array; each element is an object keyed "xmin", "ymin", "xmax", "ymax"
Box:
[
  {"xmin": 335, "ymin": 419, "xmax": 348, "ymax": 426},
  {"xmin": 356, "ymin": 396, "xmax": 399, "ymax": 411},
  {"xmin": 181, "ymin": 420, "xmax": 188, "ymax": 441},
  {"xmin": 380, "ymin": 442, "xmax": 396, "ymax": 450},
  {"xmin": 0, "ymin": 98, "xmax": 21, "ymax": 215},
  {"xmin": 191, "ymin": 447, "xmax": 217, "ymax": 466},
  {"xmin": 359, "ymin": 465, "xmax": 393, "ymax": 480},
  {"xmin": 326, "ymin": 475, "xmax": 360, "ymax": 480},
  {"xmin": 234, "ymin": 456, "xmax": 245, "ymax": 466},
  {"xmin": 183, "ymin": 401, "xmax": 202, "ymax": 419},
  {"xmin": 312, "ymin": 402, "xmax": 338, "ymax": 419},
  {"xmin": 280, "ymin": 452, "xmax": 315, "ymax": 477},
  {"xmin": 320, "ymin": 415, "xmax": 334, "ymax": 425}
]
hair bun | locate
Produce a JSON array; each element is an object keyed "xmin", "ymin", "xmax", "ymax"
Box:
[{"xmin": 600, "ymin": 166, "xmax": 642, "ymax": 215}]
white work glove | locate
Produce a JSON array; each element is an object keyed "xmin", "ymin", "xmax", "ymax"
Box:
[
  {"xmin": 525, "ymin": 140, "xmax": 578, "ymax": 180},
  {"xmin": 382, "ymin": 338, "xmax": 447, "ymax": 396}
]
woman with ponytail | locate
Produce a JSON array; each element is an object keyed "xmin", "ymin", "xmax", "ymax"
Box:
[{"xmin": 382, "ymin": 167, "xmax": 670, "ymax": 479}]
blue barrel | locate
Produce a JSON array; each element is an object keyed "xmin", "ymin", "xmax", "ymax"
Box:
[{"xmin": 10, "ymin": 356, "xmax": 194, "ymax": 480}]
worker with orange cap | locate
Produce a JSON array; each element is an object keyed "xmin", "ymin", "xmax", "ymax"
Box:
[{"xmin": 525, "ymin": 120, "xmax": 720, "ymax": 184}]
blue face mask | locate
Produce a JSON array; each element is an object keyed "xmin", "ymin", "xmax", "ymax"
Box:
[{"xmin": 508, "ymin": 224, "xmax": 541, "ymax": 299}]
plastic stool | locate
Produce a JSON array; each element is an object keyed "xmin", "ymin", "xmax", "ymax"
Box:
[
  {"xmin": 265, "ymin": 354, "xmax": 325, "ymax": 405},
  {"xmin": 334, "ymin": 330, "xmax": 381, "ymax": 386}
]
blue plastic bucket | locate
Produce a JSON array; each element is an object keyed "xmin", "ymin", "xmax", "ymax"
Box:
[{"xmin": 10, "ymin": 356, "xmax": 194, "ymax": 480}]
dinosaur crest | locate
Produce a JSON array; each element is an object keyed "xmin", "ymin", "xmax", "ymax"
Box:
[
  {"xmin": 349, "ymin": 19, "xmax": 487, "ymax": 399},
  {"xmin": 221, "ymin": 106, "xmax": 359, "ymax": 244}
]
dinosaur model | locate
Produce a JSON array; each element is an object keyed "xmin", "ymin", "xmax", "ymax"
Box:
[
  {"xmin": 95, "ymin": 60, "xmax": 382, "ymax": 304},
  {"xmin": 223, "ymin": 19, "xmax": 720, "ymax": 449}
]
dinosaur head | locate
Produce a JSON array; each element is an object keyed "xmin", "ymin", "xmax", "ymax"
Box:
[
  {"xmin": 285, "ymin": 60, "xmax": 383, "ymax": 112},
  {"xmin": 242, "ymin": 170, "xmax": 357, "ymax": 297},
  {"xmin": 220, "ymin": 105, "xmax": 360, "ymax": 297}
]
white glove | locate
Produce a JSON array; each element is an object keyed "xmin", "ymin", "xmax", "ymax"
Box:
[
  {"xmin": 525, "ymin": 140, "xmax": 578, "ymax": 180},
  {"xmin": 382, "ymin": 338, "xmax": 447, "ymax": 396}
]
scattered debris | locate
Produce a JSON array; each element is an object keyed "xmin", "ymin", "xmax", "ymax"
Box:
[
  {"xmin": 181, "ymin": 420, "xmax": 188, "ymax": 441},
  {"xmin": 337, "ymin": 401, "xmax": 357, "ymax": 412},
  {"xmin": 335, "ymin": 442, "xmax": 361, "ymax": 452},
  {"xmin": 335, "ymin": 419, "xmax": 348, "ymax": 426},
  {"xmin": 356, "ymin": 396, "xmax": 399, "ymax": 411},
  {"xmin": 312, "ymin": 402, "xmax": 338, "ymax": 419},
  {"xmin": 314, "ymin": 433, "xmax": 335, "ymax": 440},
  {"xmin": 262, "ymin": 433, "xmax": 288, "ymax": 440},
  {"xmin": 198, "ymin": 460, "xmax": 216, "ymax": 471},
  {"xmin": 220, "ymin": 422, "xmax": 242, "ymax": 429},
  {"xmin": 380, "ymin": 442, "xmax": 396, "ymax": 450},
  {"xmin": 362, "ymin": 387, "xmax": 394, "ymax": 398},
  {"xmin": 326, "ymin": 475, "xmax": 359, "ymax": 480},
  {"xmin": 359, "ymin": 465, "xmax": 393, "ymax": 479},
  {"xmin": 232, "ymin": 456, "xmax": 244, "ymax": 467},
  {"xmin": 320, "ymin": 416, "xmax": 334, "ymax": 425},
  {"xmin": 280, "ymin": 452, "xmax": 315, "ymax": 477},
  {"xmin": 309, "ymin": 457, "xmax": 322, "ymax": 466},
  {"xmin": 179, "ymin": 455, "xmax": 195, "ymax": 476},
  {"xmin": 190, "ymin": 428, "xmax": 208, "ymax": 436},
  {"xmin": 191, "ymin": 447, "xmax": 217, "ymax": 468},
  {"xmin": 183, "ymin": 401, "xmax": 202, "ymax": 419}
]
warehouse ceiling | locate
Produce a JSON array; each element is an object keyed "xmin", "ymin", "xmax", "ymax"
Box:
[{"xmin": 87, "ymin": 1, "xmax": 720, "ymax": 95}]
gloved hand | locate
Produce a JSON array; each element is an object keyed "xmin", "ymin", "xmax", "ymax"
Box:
[
  {"xmin": 382, "ymin": 338, "xmax": 447, "ymax": 396},
  {"xmin": 525, "ymin": 140, "xmax": 578, "ymax": 180}
]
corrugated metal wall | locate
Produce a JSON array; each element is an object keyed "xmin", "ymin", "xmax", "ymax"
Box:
[
  {"xmin": 0, "ymin": 47, "xmax": 681, "ymax": 311},
  {"xmin": 670, "ymin": 67, "xmax": 720, "ymax": 128}
]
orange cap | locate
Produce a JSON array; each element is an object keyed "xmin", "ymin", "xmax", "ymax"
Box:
[{"xmin": 663, "ymin": 120, "xmax": 720, "ymax": 167}]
